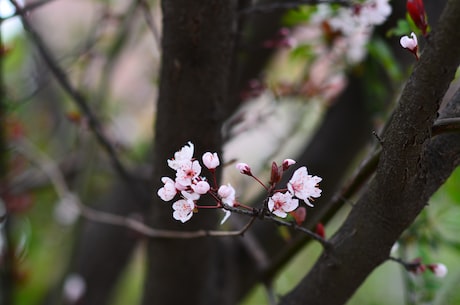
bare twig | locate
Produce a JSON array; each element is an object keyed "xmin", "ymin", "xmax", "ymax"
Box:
[
  {"xmin": 432, "ymin": 117, "xmax": 460, "ymax": 135},
  {"xmin": 9, "ymin": 0, "xmax": 135, "ymax": 185}
]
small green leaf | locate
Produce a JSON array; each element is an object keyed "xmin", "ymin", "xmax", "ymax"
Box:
[
  {"xmin": 387, "ymin": 19, "xmax": 412, "ymax": 37},
  {"xmin": 289, "ymin": 44, "xmax": 314, "ymax": 60},
  {"xmin": 282, "ymin": 6, "xmax": 317, "ymax": 26}
]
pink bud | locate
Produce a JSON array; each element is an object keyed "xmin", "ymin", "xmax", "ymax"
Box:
[
  {"xmin": 282, "ymin": 159, "xmax": 296, "ymax": 170},
  {"xmin": 315, "ymin": 223, "xmax": 325, "ymax": 238},
  {"xmin": 236, "ymin": 163, "xmax": 252, "ymax": 175},
  {"xmin": 202, "ymin": 152, "xmax": 220, "ymax": 170},
  {"xmin": 400, "ymin": 32, "xmax": 419, "ymax": 60},
  {"xmin": 428, "ymin": 263, "xmax": 448, "ymax": 278},
  {"xmin": 290, "ymin": 207, "xmax": 307, "ymax": 225},
  {"xmin": 191, "ymin": 181, "xmax": 210, "ymax": 195},
  {"xmin": 218, "ymin": 184, "xmax": 236, "ymax": 206}
]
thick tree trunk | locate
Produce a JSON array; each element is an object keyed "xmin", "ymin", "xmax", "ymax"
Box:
[
  {"xmin": 141, "ymin": 1, "xmax": 236, "ymax": 305},
  {"xmin": 280, "ymin": 1, "xmax": 460, "ymax": 304}
]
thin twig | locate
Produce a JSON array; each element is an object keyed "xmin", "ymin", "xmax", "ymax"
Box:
[
  {"xmin": 432, "ymin": 117, "xmax": 460, "ymax": 135},
  {"xmin": 9, "ymin": 0, "xmax": 135, "ymax": 184}
]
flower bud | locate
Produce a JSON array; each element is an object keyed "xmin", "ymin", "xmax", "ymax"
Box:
[
  {"xmin": 270, "ymin": 161, "xmax": 282, "ymax": 185},
  {"xmin": 202, "ymin": 152, "xmax": 220, "ymax": 170},
  {"xmin": 315, "ymin": 222, "xmax": 325, "ymax": 238},
  {"xmin": 400, "ymin": 32, "xmax": 418, "ymax": 60},
  {"xmin": 218, "ymin": 184, "xmax": 236, "ymax": 206},
  {"xmin": 191, "ymin": 181, "xmax": 210, "ymax": 195},
  {"xmin": 428, "ymin": 263, "xmax": 448, "ymax": 278},
  {"xmin": 236, "ymin": 163, "xmax": 252, "ymax": 175},
  {"xmin": 282, "ymin": 158, "xmax": 296, "ymax": 170}
]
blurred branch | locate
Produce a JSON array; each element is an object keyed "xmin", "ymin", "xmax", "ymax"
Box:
[
  {"xmin": 0, "ymin": 23, "xmax": 13, "ymax": 305},
  {"xmin": 138, "ymin": 0, "xmax": 161, "ymax": 54},
  {"xmin": 0, "ymin": 0, "xmax": 58, "ymax": 22},
  {"xmin": 9, "ymin": 0, "xmax": 136, "ymax": 185}
]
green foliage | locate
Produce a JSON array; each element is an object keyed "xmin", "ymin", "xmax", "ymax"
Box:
[
  {"xmin": 282, "ymin": 6, "xmax": 317, "ymax": 27},
  {"xmin": 443, "ymin": 167, "xmax": 460, "ymax": 204},
  {"xmin": 289, "ymin": 44, "xmax": 314, "ymax": 61},
  {"xmin": 367, "ymin": 37, "xmax": 403, "ymax": 82},
  {"xmin": 386, "ymin": 19, "xmax": 412, "ymax": 38}
]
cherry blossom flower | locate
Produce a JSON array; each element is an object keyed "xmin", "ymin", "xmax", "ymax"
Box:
[
  {"xmin": 236, "ymin": 163, "xmax": 252, "ymax": 175},
  {"xmin": 400, "ymin": 32, "xmax": 419, "ymax": 60},
  {"xmin": 202, "ymin": 152, "xmax": 220, "ymax": 170},
  {"xmin": 312, "ymin": 0, "xmax": 391, "ymax": 64},
  {"xmin": 218, "ymin": 184, "xmax": 236, "ymax": 224},
  {"xmin": 181, "ymin": 190, "xmax": 200, "ymax": 202},
  {"xmin": 175, "ymin": 160, "xmax": 202, "ymax": 187},
  {"xmin": 172, "ymin": 199, "xmax": 195, "ymax": 223},
  {"xmin": 428, "ymin": 263, "xmax": 448, "ymax": 278},
  {"xmin": 268, "ymin": 192, "xmax": 299, "ymax": 218},
  {"xmin": 191, "ymin": 180, "xmax": 210, "ymax": 195},
  {"xmin": 356, "ymin": 0, "xmax": 392, "ymax": 26},
  {"xmin": 218, "ymin": 184, "xmax": 236, "ymax": 206},
  {"xmin": 287, "ymin": 167, "xmax": 322, "ymax": 206},
  {"xmin": 167, "ymin": 141, "xmax": 195, "ymax": 170},
  {"xmin": 157, "ymin": 177, "xmax": 177, "ymax": 201}
]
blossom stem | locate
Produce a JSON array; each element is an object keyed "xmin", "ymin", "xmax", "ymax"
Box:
[
  {"xmin": 210, "ymin": 169, "xmax": 218, "ymax": 189},
  {"xmin": 195, "ymin": 204, "xmax": 221, "ymax": 209},
  {"xmin": 250, "ymin": 174, "xmax": 269, "ymax": 191},
  {"xmin": 233, "ymin": 201, "xmax": 254, "ymax": 211}
]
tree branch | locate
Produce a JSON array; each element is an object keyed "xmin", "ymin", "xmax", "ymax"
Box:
[{"xmin": 280, "ymin": 0, "xmax": 460, "ymax": 303}]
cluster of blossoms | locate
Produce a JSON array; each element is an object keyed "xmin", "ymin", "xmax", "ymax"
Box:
[
  {"xmin": 157, "ymin": 142, "xmax": 322, "ymax": 224},
  {"xmin": 309, "ymin": 0, "xmax": 392, "ymax": 63},
  {"xmin": 157, "ymin": 142, "xmax": 232, "ymax": 223}
]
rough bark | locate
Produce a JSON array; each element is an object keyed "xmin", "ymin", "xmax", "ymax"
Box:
[
  {"xmin": 141, "ymin": 1, "xmax": 236, "ymax": 305},
  {"xmin": 280, "ymin": 1, "xmax": 460, "ymax": 304}
]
